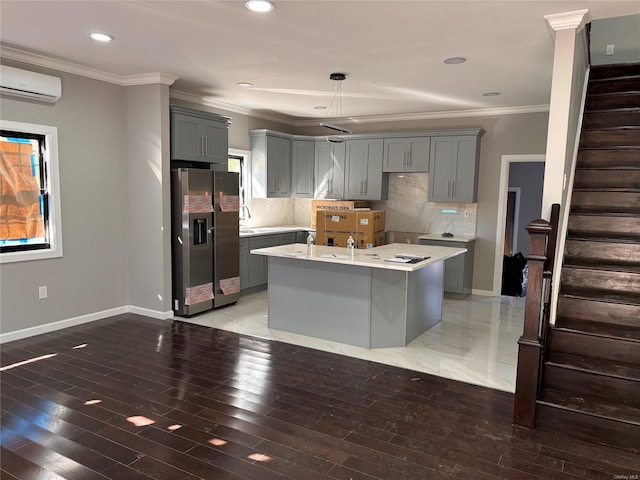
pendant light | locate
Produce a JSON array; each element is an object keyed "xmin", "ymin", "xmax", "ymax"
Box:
[{"xmin": 320, "ymin": 72, "xmax": 351, "ymax": 143}]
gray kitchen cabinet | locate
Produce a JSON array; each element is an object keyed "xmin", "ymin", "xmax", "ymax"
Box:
[
  {"xmin": 428, "ymin": 135, "xmax": 481, "ymax": 203},
  {"xmin": 250, "ymin": 130, "xmax": 291, "ymax": 198},
  {"xmin": 383, "ymin": 136, "xmax": 430, "ymax": 172},
  {"xmin": 170, "ymin": 106, "xmax": 229, "ymax": 163},
  {"xmin": 241, "ymin": 231, "xmax": 306, "ymax": 292},
  {"xmin": 344, "ymin": 138, "xmax": 388, "ymax": 201},
  {"xmin": 239, "ymin": 238, "xmax": 250, "ymax": 290},
  {"xmin": 291, "ymin": 139, "xmax": 315, "ymax": 198},
  {"xmin": 419, "ymin": 238, "xmax": 475, "ymax": 299},
  {"xmin": 314, "ymin": 140, "xmax": 345, "ymax": 199}
]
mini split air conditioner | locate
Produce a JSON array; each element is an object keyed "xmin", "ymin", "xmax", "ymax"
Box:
[{"xmin": 0, "ymin": 65, "xmax": 62, "ymax": 103}]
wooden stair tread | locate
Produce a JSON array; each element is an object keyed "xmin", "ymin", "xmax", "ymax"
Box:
[
  {"xmin": 561, "ymin": 261, "xmax": 640, "ymax": 273},
  {"xmin": 571, "ymin": 205, "xmax": 640, "ymax": 215},
  {"xmin": 565, "ymin": 235, "xmax": 640, "ymax": 245},
  {"xmin": 551, "ymin": 319, "xmax": 640, "ymax": 344},
  {"xmin": 538, "ymin": 388, "xmax": 640, "ymax": 426},
  {"xmin": 559, "ymin": 286, "xmax": 640, "ymax": 306}
]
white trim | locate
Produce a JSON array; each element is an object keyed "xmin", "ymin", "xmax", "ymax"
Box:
[
  {"xmin": 129, "ymin": 305, "xmax": 174, "ymax": 320},
  {"xmin": 229, "ymin": 148, "xmax": 253, "ymax": 224},
  {"xmin": 0, "ymin": 45, "xmax": 176, "ymax": 86},
  {"xmin": 544, "ymin": 9, "xmax": 591, "ymax": 33},
  {"xmin": 472, "ymin": 288, "xmax": 497, "ymax": 297},
  {"xmin": 548, "ymin": 67, "xmax": 590, "ymax": 326},
  {"xmin": 0, "ymin": 305, "xmax": 171, "ymax": 343},
  {"xmin": 493, "ymin": 154, "xmax": 546, "ymax": 296},
  {"xmin": 0, "ymin": 306, "xmax": 128, "ymax": 343},
  {"xmin": 0, "ymin": 121, "xmax": 63, "ymax": 264},
  {"xmin": 507, "ymin": 187, "xmax": 521, "ymax": 256}
]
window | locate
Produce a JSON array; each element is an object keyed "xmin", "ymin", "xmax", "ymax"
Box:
[
  {"xmin": 0, "ymin": 120, "xmax": 62, "ymax": 263},
  {"xmin": 228, "ymin": 149, "xmax": 251, "ymax": 221}
]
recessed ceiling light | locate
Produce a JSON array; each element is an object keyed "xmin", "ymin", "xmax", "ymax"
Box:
[
  {"xmin": 313, "ymin": 105, "xmax": 327, "ymax": 110},
  {"xmin": 237, "ymin": 82, "xmax": 254, "ymax": 88},
  {"xmin": 444, "ymin": 57, "xmax": 466, "ymax": 65},
  {"xmin": 482, "ymin": 91, "xmax": 501, "ymax": 97},
  {"xmin": 245, "ymin": 0, "xmax": 274, "ymax": 12},
  {"xmin": 89, "ymin": 33, "xmax": 113, "ymax": 42}
]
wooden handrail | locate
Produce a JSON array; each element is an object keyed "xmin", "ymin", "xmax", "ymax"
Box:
[{"xmin": 513, "ymin": 215, "xmax": 554, "ymax": 428}]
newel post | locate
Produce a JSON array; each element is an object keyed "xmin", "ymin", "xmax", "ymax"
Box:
[{"xmin": 513, "ymin": 218, "xmax": 552, "ymax": 428}]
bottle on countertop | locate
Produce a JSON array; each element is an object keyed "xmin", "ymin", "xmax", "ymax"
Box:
[
  {"xmin": 347, "ymin": 235, "xmax": 355, "ymax": 257},
  {"xmin": 306, "ymin": 233, "xmax": 314, "ymax": 256}
]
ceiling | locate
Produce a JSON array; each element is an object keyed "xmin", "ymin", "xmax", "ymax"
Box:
[{"xmin": 1, "ymin": 1, "xmax": 639, "ymax": 125}]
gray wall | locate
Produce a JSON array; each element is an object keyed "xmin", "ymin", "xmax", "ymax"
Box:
[
  {"xmin": 296, "ymin": 112, "xmax": 549, "ymax": 294},
  {"xmin": 1, "ymin": 63, "xmax": 130, "ymax": 334},
  {"xmin": 509, "ymin": 162, "xmax": 545, "ymax": 257},
  {"xmin": 591, "ymin": 14, "xmax": 640, "ymax": 65}
]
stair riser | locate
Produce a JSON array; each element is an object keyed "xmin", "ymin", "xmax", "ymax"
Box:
[
  {"xmin": 583, "ymin": 111, "xmax": 640, "ymax": 129},
  {"xmin": 580, "ymin": 129, "xmax": 640, "ymax": 149},
  {"xmin": 573, "ymin": 169, "xmax": 640, "ymax": 190},
  {"xmin": 568, "ymin": 214, "xmax": 640, "ymax": 240},
  {"xmin": 536, "ymin": 403, "xmax": 640, "ymax": 453},
  {"xmin": 586, "ymin": 93, "xmax": 640, "ymax": 111},
  {"xmin": 548, "ymin": 329, "xmax": 640, "ymax": 364},
  {"xmin": 571, "ymin": 191, "xmax": 640, "ymax": 214},
  {"xmin": 557, "ymin": 296, "xmax": 640, "ymax": 328},
  {"xmin": 577, "ymin": 149, "xmax": 640, "ymax": 169},
  {"xmin": 564, "ymin": 239, "xmax": 640, "ymax": 265},
  {"xmin": 561, "ymin": 267, "xmax": 640, "ymax": 295},
  {"xmin": 590, "ymin": 64, "xmax": 640, "ymax": 79},
  {"xmin": 588, "ymin": 77, "xmax": 640, "ymax": 95},
  {"xmin": 544, "ymin": 365, "xmax": 640, "ymax": 405}
]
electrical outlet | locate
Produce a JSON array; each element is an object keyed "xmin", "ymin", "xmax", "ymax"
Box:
[
  {"xmin": 38, "ymin": 286, "xmax": 47, "ymax": 299},
  {"xmin": 606, "ymin": 44, "xmax": 614, "ymax": 56}
]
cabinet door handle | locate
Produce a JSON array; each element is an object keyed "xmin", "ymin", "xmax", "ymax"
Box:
[
  {"xmin": 363, "ymin": 179, "xmax": 367, "ymax": 195},
  {"xmin": 452, "ymin": 180, "xmax": 455, "ymax": 197},
  {"xmin": 447, "ymin": 181, "xmax": 451, "ymax": 196},
  {"xmin": 201, "ymin": 135, "xmax": 205, "ymax": 156},
  {"xmin": 204, "ymin": 135, "xmax": 208, "ymax": 156}
]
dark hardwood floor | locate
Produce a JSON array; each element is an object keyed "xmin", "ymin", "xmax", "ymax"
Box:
[{"xmin": 1, "ymin": 313, "xmax": 639, "ymax": 479}]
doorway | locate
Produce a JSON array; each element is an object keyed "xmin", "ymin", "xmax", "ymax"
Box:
[{"xmin": 493, "ymin": 155, "xmax": 546, "ymax": 296}]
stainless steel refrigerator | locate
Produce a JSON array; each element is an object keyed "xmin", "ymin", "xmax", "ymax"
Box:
[{"xmin": 171, "ymin": 168, "xmax": 240, "ymax": 317}]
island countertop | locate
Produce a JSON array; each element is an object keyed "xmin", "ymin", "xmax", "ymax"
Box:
[{"xmin": 251, "ymin": 242, "xmax": 466, "ymax": 272}]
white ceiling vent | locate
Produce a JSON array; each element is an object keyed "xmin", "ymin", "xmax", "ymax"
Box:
[{"xmin": 0, "ymin": 65, "xmax": 62, "ymax": 103}]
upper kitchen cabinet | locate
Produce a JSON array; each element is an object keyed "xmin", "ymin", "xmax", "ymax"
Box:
[
  {"xmin": 428, "ymin": 130, "xmax": 483, "ymax": 203},
  {"xmin": 291, "ymin": 138, "xmax": 315, "ymax": 198},
  {"xmin": 170, "ymin": 106, "xmax": 229, "ymax": 163},
  {"xmin": 383, "ymin": 136, "xmax": 430, "ymax": 172},
  {"xmin": 314, "ymin": 139, "xmax": 345, "ymax": 199},
  {"xmin": 250, "ymin": 130, "xmax": 291, "ymax": 198},
  {"xmin": 344, "ymin": 138, "xmax": 388, "ymax": 201}
]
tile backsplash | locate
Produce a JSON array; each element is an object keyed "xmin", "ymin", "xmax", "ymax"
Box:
[{"xmin": 246, "ymin": 173, "xmax": 476, "ymax": 236}]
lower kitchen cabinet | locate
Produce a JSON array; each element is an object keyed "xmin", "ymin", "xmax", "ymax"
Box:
[
  {"xmin": 240, "ymin": 231, "xmax": 306, "ymax": 293},
  {"xmin": 419, "ymin": 238, "xmax": 475, "ymax": 299}
]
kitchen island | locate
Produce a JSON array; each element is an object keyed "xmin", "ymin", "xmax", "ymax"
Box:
[{"xmin": 251, "ymin": 243, "xmax": 466, "ymax": 348}]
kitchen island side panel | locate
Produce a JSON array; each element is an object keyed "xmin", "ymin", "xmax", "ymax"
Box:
[
  {"xmin": 370, "ymin": 269, "xmax": 407, "ymax": 348},
  {"xmin": 267, "ymin": 257, "xmax": 373, "ymax": 348},
  {"xmin": 405, "ymin": 261, "xmax": 444, "ymax": 344}
]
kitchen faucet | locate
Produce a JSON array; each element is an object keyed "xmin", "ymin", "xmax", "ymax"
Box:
[{"xmin": 240, "ymin": 204, "xmax": 251, "ymax": 220}]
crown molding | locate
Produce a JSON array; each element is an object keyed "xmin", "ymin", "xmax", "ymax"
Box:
[
  {"xmin": 3, "ymin": 44, "xmax": 549, "ymax": 125},
  {"xmin": 544, "ymin": 9, "xmax": 591, "ymax": 32},
  {"xmin": 1, "ymin": 44, "xmax": 176, "ymax": 86},
  {"xmin": 295, "ymin": 104, "xmax": 550, "ymax": 127}
]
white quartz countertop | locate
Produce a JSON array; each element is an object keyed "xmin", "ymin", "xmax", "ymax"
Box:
[
  {"xmin": 417, "ymin": 233, "xmax": 477, "ymax": 243},
  {"xmin": 251, "ymin": 242, "xmax": 466, "ymax": 272},
  {"xmin": 239, "ymin": 225, "xmax": 313, "ymax": 237}
]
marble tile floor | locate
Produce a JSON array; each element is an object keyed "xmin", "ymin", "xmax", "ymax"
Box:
[{"xmin": 180, "ymin": 290, "xmax": 526, "ymax": 393}]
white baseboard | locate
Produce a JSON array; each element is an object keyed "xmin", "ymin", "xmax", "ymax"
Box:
[
  {"xmin": 0, "ymin": 305, "xmax": 172, "ymax": 344},
  {"xmin": 129, "ymin": 305, "xmax": 174, "ymax": 320},
  {"xmin": 472, "ymin": 288, "xmax": 498, "ymax": 297}
]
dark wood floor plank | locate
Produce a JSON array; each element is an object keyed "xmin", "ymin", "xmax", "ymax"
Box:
[{"xmin": 2, "ymin": 313, "xmax": 637, "ymax": 480}]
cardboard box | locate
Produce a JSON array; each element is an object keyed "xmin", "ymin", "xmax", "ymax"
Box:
[
  {"xmin": 310, "ymin": 200, "xmax": 369, "ymax": 229},
  {"xmin": 316, "ymin": 210, "xmax": 385, "ymax": 249}
]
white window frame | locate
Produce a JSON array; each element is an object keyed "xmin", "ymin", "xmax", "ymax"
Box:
[{"xmin": 0, "ymin": 120, "xmax": 63, "ymax": 264}]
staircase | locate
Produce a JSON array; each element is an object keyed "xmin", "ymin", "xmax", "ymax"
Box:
[{"xmin": 535, "ymin": 63, "xmax": 640, "ymax": 453}]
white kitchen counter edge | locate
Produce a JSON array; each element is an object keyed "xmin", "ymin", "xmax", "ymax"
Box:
[
  {"xmin": 239, "ymin": 225, "xmax": 313, "ymax": 238},
  {"xmin": 251, "ymin": 243, "xmax": 466, "ymax": 272},
  {"xmin": 417, "ymin": 234, "xmax": 477, "ymax": 243}
]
